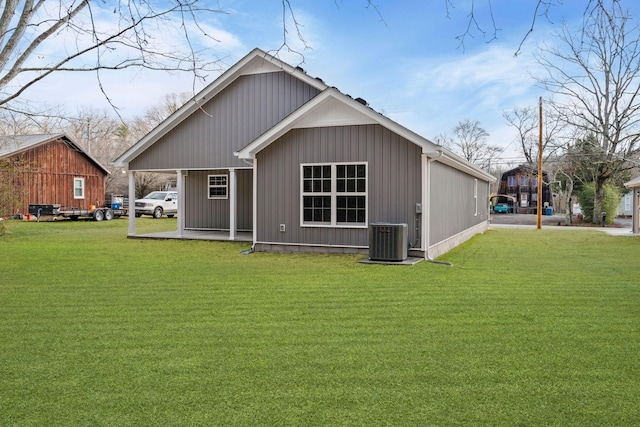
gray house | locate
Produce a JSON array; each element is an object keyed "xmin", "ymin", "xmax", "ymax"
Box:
[{"xmin": 114, "ymin": 48, "xmax": 495, "ymax": 259}]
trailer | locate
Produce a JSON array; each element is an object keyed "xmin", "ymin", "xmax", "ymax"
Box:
[{"xmin": 28, "ymin": 195, "xmax": 129, "ymax": 221}]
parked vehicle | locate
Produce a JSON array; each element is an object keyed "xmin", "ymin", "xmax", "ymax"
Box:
[
  {"xmin": 493, "ymin": 203, "xmax": 512, "ymax": 214},
  {"xmin": 134, "ymin": 191, "xmax": 178, "ymax": 218},
  {"xmin": 28, "ymin": 195, "xmax": 128, "ymax": 221}
]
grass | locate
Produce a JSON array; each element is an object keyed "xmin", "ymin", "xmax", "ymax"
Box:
[{"xmin": 1, "ymin": 218, "xmax": 639, "ymax": 426}]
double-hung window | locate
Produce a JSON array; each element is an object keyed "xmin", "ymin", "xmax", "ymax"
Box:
[
  {"xmin": 208, "ymin": 174, "xmax": 228, "ymax": 199},
  {"xmin": 301, "ymin": 163, "xmax": 367, "ymax": 227},
  {"xmin": 73, "ymin": 177, "xmax": 85, "ymax": 199}
]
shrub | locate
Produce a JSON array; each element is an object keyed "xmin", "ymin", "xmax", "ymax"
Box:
[{"xmin": 577, "ymin": 183, "xmax": 621, "ymax": 224}]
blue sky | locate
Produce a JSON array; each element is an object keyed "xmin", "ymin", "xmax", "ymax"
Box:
[{"xmin": 27, "ymin": 1, "xmax": 609, "ymax": 163}]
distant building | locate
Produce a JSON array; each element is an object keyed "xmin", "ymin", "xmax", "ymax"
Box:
[
  {"xmin": 497, "ymin": 165, "xmax": 553, "ymax": 214},
  {"xmin": 0, "ymin": 134, "xmax": 109, "ymax": 216}
]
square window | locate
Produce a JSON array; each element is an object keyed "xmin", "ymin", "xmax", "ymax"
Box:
[
  {"xmin": 302, "ymin": 163, "xmax": 366, "ymax": 226},
  {"xmin": 208, "ymin": 174, "xmax": 228, "ymax": 199}
]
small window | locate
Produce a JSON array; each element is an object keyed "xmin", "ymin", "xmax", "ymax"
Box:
[
  {"xmin": 519, "ymin": 175, "xmax": 529, "ymax": 186},
  {"xmin": 301, "ymin": 163, "xmax": 367, "ymax": 227},
  {"xmin": 507, "ymin": 176, "xmax": 517, "ymax": 187},
  {"xmin": 73, "ymin": 178, "xmax": 85, "ymax": 199},
  {"xmin": 208, "ymin": 174, "xmax": 228, "ymax": 199},
  {"xmin": 474, "ymin": 179, "xmax": 478, "ymax": 216}
]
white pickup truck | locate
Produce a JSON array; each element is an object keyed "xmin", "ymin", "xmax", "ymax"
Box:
[{"xmin": 134, "ymin": 191, "xmax": 178, "ymax": 218}]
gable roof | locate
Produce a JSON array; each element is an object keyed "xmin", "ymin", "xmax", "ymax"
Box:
[
  {"xmin": 0, "ymin": 133, "xmax": 110, "ymax": 175},
  {"xmin": 114, "ymin": 47, "xmax": 494, "ymax": 182},
  {"xmin": 624, "ymin": 176, "xmax": 640, "ymax": 189},
  {"xmin": 235, "ymin": 87, "xmax": 495, "ymax": 182},
  {"xmin": 113, "ymin": 48, "xmax": 328, "ymax": 167}
]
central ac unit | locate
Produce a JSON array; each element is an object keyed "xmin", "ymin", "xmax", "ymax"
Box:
[{"xmin": 369, "ymin": 223, "xmax": 408, "ymax": 262}]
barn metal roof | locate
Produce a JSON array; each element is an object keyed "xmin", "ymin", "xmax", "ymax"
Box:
[{"xmin": 0, "ymin": 133, "xmax": 110, "ymax": 175}]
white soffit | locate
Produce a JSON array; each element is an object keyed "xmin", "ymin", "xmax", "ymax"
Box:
[
  {"xmin": 294, "ymin": 97, "xmax": 377, "ymax": 128},
  {"xmin": 241, "ymin": 55, "xmax": 287, "ymax": 76}
]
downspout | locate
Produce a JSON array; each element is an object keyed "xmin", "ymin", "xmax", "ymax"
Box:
[
  {"xmin": 236, "ymin": 155, "xmax": 256, "ymax": 254},
  {"xmin": 244, "ymin": 158, "xmax": 258, "ymax": 253},
  {"xmin": 423, "ymin": 150, "xmax": 452, "ymax": 265}
]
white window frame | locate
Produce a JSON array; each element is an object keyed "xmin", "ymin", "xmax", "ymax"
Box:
[
  {"xmin": 208, "ymin": 174, "xmax": 228, "ymax": 200},
  {"xmin": 300, "ymin": 162, "xmax": 368, "ymax": 228},
  {"xmin": 73, "ymin": 177, "xmax": 85, "ymax": 199},
  {"xmin": 474, "ymin": 179, "xmax": 478, "ymax": 216}
]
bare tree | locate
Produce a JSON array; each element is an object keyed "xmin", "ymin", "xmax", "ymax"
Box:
[
  {"xmin": 446, "ymin": 1, "xmax": 633, "ymax": 55},
  {"xmin": 503, "ymin": 106, "xmax": 539, "ymax": 164},
  {"xmin": 0, "ymin": 1, "xmax": 226, "ymax": 116},
  {"xmin": 128, "ymin": 92, "xmax": 192, "ymax": 140},
  {"xmin": 439, "ymin": 119, "xmax": 501, "ymax": 170},
  {"xmin": 503, "ymin": 103, "xmax": 565, "ymax": 165},
  {"xmin": 534, "ymin": 0, "xmax": 640, "ymax": 223}
]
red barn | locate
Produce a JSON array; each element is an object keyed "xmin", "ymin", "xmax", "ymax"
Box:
[{"xmin": 0, "ymin": 134, "xmax": 109, "ymax": 216}]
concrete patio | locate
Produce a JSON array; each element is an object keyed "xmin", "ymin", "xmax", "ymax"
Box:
[{"xmin": 128, "ymin": 229, "xmax": 253, "ymax": 242}]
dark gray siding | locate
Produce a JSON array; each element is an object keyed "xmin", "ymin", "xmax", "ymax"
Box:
[
  {"xmin": 429, "ymin": 161, "xmax": 489, "ymax": 244},
  {"xmin": 184, "ymin": 169, "xmax": 253, "ymax": 230},
  {"xmin": 130, "ymin": 72, "xmax": 321, "ymax": 171},
  {"xmin": 256, "ymin": 125, "xmax": 423, "ymax": 247}
]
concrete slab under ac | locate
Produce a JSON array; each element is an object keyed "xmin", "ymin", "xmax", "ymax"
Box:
[{"xmin": 359, "ymin": 257, "xmax": 424, "ymax": 266}]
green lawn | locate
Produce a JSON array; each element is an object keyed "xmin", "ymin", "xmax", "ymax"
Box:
[{"xmin": 1, "ymin": 219, "xmax": 639, "ymax": 426}]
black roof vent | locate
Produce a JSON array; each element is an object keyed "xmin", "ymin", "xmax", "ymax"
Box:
[{"xmin": 355, "ymin": 97, "xmax": 368, "ymax": 106}]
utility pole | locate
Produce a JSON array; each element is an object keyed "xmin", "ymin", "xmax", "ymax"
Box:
[{"xmin": 537, "ymin": 97, "xmax": 543, "ymax": 229}]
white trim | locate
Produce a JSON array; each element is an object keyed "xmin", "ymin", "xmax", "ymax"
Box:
[
  {"xmin": 421, "ymin": 154, "xmax": 429, "ymax": 253},
  {"xmin": 207, "ymin": 174, "xmax": 229, "ymax": 199},
  {"xmin": 234, "ymin": 87, "xmax": 495, "ymax": 184},
  {"xmin": 252, "ymin": 158, "xmax": 258, "ymax": 246},
  {"xmin": 229, "ymin": 169, "xmax": 236, "ymax": 241},
  {"xmin": 128, "ymin": 171, "xmax": 136, "ymax": 236},
  {"xmin": 114, "ymin": 48, "xmax": 327, "ymax": 168},
  {"xmin": 299, "ymin": 162, "xmax": 368, "ymax": 228},
  {"xmin": 236, "ymin": 88, "xmax": 439, "ymax": 161},
  {"xmin": 177, "ymin": 170, "xmax": 185, "ymax": 238},
  {"xmin": 73, "ymin": 177, "xmax": 85, "ymax": 199},
  {"xmin": 474, "ymin": 179, "xmax": 478, "ymax": 216}
]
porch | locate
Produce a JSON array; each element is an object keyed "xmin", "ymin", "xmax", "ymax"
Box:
[{"xmin": 128, "ymin": 229, "xmax": 253, "ymax": 242}]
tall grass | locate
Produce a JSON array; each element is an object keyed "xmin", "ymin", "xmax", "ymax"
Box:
[{"xmin": 1, "ymin": 219, "xmax": 639, "ymax": 425}]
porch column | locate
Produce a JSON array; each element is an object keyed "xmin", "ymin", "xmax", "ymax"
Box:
[
  {"xmin": 177, "ymin": 170, "xmax": 185, "ymax": 238},
  {"xmin": 229, "ymin": 168, "xmax": 237, "ymax": 241},
  {"xmin": 128, "ymin": 171, "xmax": 136, "ymax": 236}
]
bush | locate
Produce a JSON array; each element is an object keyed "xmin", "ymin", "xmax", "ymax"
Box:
[{"xmin": 577, "ymin": 183, "xmax": 621, "ymax": 224}]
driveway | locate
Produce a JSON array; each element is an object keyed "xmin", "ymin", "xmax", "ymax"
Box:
[{"xmin": 489, "ymin": 213, "xmax": 634, "ymax": 236}]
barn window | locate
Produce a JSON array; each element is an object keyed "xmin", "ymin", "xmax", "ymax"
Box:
[
  {"xmin": 301, "ymin": 163, "xmax": 367, "ymax": 227},
  {"xmin": 208, "ymin": 174, "xmax": 228, "ymax": 199},
  {"xmin": 73, "ymin": 178, "xmax": 85, "ymax": 199}
]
